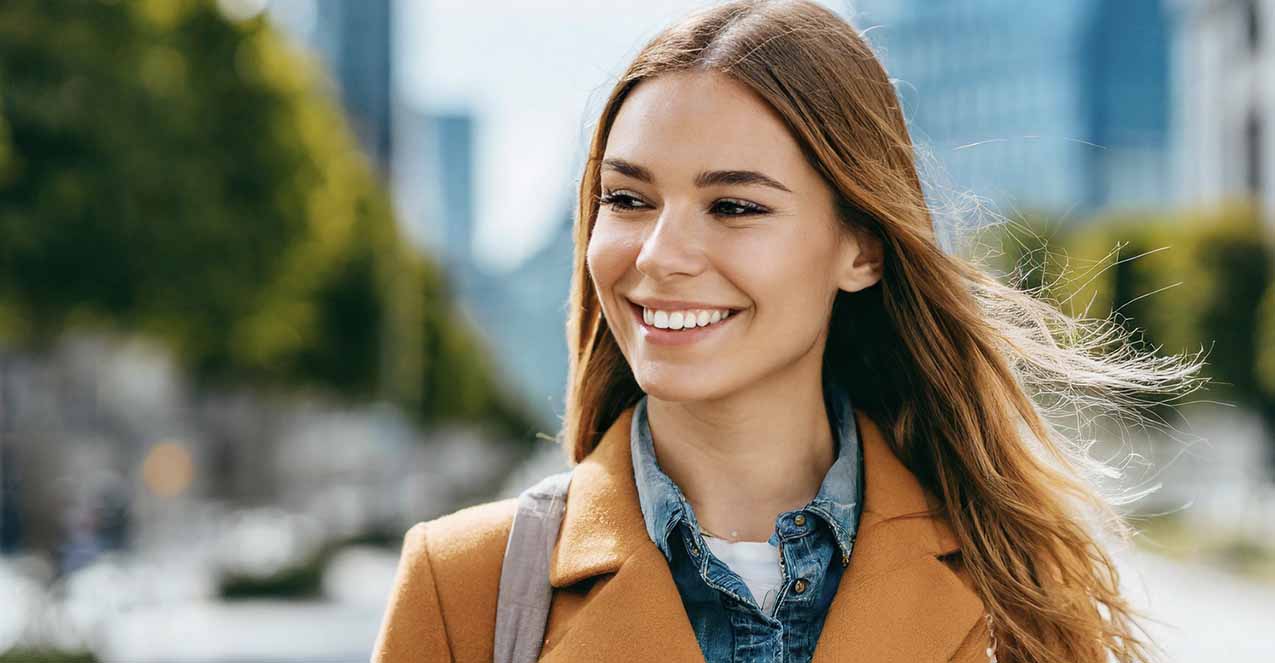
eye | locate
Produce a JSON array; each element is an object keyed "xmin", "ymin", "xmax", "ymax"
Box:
[
  {"xmin": 711, "ymin": 198, "xmax": 768, "ymax": 217},
  {"xmin": 598, "ymin": 189, "xmax": 648, "ymax": 211},
  {"xmin": 598, "ymin": 191, "xmax": 768, "ymax": 218}
]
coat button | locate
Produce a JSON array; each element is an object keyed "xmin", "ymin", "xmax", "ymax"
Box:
[
  {"xmin": 793, "ymin": 514, "xmax": 806, "ymax": 527},
  {"xmin": 793, "ymin": 578, "xmax": 808, "ymax": 594},
  {"xmin": 689, "ymin": 541, "xmax": 701, "ymax": 556}
]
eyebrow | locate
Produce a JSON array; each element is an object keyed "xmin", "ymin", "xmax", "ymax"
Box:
[{"xmin": 601, "ymin": 157, "xmax": 793, "ymax": 194}]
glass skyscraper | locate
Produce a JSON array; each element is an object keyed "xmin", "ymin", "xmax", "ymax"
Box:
[{"xmin": 851, "ymin": 0, "xmax": 1171, "ymax": 223}]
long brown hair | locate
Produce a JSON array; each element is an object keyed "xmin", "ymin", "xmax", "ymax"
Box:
[{"xmin": 560, "ymin": 2, "xmax": 1205, "ymax": 661}]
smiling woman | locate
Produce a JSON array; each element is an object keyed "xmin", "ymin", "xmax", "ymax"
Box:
[
  {"xmin": 372, "ymin": 2, "xmax": 1206, "ymax": 662},
  {"xmin": 587, "ymin": 70, "xmax": 878, "ymax": 409}
]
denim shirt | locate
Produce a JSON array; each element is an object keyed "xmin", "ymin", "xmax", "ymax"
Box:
[{"xmin": 630, "ymin": 378, "xmax": 864, "ymax": 663}]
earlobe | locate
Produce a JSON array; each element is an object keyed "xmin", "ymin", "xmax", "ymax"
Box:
[
  {"xmin": 837, "ymin": 265, "xmax": 881, "ymax": 293},
  {"xmin": 836, "ymin": 231, "xmax": 884, "ymax": 293}
]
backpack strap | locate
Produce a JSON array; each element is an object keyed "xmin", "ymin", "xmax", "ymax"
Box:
[{"xmin": 493, "ymin": 468, "xmax": 574, "ymax": 663}]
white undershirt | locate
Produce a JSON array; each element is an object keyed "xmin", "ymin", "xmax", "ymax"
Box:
[{"xmin": 702, "ymin": 534, "xmax": 784, "ymax": 616}]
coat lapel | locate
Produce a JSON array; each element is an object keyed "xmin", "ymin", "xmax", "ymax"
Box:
[
  {"xmin": 541, "ymin": 404, "xmax": 984, "ymax": 662},
  {"xmin": 539, "ymin": 406, "xmax": 703, "ymax": 661},
  {"xmin": 810, "ymin": 412, "xmax": 985, "ymax": 661}
]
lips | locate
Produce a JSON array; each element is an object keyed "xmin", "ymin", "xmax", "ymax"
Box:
[
  {"xmin": 626, "ymin": 296, "xmax": 743, "ymax": 312},
  {"xmin": 626, "ymin": 299, "xmax": 742, "ymax": 346}
]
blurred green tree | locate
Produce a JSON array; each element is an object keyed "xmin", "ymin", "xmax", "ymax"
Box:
[
  {"xmin": 1254, "ymin": 265, "xmax": 1275, "ymax": 437},
  {"xmin": 988, "ymin": 202, "xmax": 1275, "ymax": 467},
  {"xmin": 0, "ymin": 0, "xmax": 539, "ymax": 438}
]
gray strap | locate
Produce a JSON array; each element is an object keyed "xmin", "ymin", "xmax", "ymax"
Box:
[{"xmin": 493, "ymin": 469, "xmax": 573, "ymax": 663}]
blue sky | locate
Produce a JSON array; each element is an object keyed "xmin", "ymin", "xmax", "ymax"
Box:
[{"xmin": 398, "ymin": 0, "xmax": 849, "ymax": 271}]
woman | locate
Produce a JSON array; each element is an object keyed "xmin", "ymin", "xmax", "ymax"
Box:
[{"xmin": 373, "ymin": 1, "xmax": 1203, "ymax": 661}]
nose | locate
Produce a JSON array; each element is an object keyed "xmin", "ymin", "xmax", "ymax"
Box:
[{"xmin": 633, "ymin": 203, "xmax": 708, "ymax": 281}]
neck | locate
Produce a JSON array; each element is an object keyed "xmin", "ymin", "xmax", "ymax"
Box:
[{"xmin": 644, "ymin": 352, "xmax": 835, "ymax": 544}]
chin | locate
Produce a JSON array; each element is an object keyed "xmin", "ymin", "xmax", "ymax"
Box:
[{"xmin": 633, "ymin": 364, "xmax": 741, "ymax": 404}]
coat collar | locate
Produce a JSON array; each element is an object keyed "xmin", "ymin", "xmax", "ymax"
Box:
[{"xmin": 545, "ymin": 404, "xmax": 983, "ymax": 662}]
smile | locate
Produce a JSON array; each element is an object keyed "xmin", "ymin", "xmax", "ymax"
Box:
[{"xmin": 627, "ymin": 300, "xmax": 743, "ymax": 346}]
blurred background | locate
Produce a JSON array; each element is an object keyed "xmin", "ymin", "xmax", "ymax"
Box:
[{"xmin": 0, "ymin": 0, "xmax": 1272, "ymax": 661}]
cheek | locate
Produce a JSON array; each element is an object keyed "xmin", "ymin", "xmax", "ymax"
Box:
[
  {"xmin": 728, "ymin": 231, "xmax": 838, "ymax": 328},
  {"xmin": 586, "ymin": 219, "xmax": 640, "ymax": 294}
]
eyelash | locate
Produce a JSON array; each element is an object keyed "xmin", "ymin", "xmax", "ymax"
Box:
[{"xmin": 597, "ymin": 190, "xmax": 768, "ymax": 217}]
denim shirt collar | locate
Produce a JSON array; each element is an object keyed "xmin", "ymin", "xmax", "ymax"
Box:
[{"xmin": 630, "ymin": 377, "xmax": 862, "ymax": 563}]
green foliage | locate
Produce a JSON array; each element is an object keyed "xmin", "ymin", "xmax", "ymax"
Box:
[
  {"xmin": 1258, "ymin": 285, "xmax": 1275, "ymax": 398},
  {"xmin": 1132, "ymin": 512, "xmax": 1275, "ymax": 583},
  {"xmin": 988, "ymin": 202, "xmax": 1275, "ymax": 462},
  {"xmin": 0, "ymin": 0, "xmax": 539, "ymax": 436},
  {"xmin": 0, "ymin": 649, "xmax": 97, "ymax": 663}
]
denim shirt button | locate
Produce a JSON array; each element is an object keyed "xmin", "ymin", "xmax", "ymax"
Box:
[
  {"xmin": 793, "ymin": 578, "xmax": 809, "ymax": 594},
  {"xmin": 793, "ymin": 513, "xmax": 807, "ymax": 527}
]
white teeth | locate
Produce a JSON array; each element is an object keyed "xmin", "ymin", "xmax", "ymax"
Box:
[{"xmin": 641, "ymin": 306, "xmax": 736, "ymax": 330}]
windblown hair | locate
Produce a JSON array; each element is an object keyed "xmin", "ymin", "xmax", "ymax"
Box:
[{"xmin": 559, "ymin": 2, "xmax": 1205, "ymax": 661}]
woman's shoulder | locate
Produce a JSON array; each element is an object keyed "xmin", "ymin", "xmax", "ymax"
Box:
[
  {"xmin": 413, "ymin": 496, "xmax": 521, "ymax": 566},
  {"xmin": 372, "ymin": 496, "xmax": 519, "ymax": 663},
  {"xmin": 401, "ymin": 495, "xmax": 522, "ymax": 598}
]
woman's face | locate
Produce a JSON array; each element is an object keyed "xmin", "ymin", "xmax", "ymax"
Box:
[{"xmin": 587, "ymin": 71, "xmax": 880, "ymax": 403}]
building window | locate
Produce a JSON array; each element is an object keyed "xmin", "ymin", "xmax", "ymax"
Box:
[
  {"xmin": 1247, "ymin": 0, "xmax": 1262, "ymax": 54},
  {"xmin": 1245, "ymin": 110, "xmax": 1263, "ymax": 197}
]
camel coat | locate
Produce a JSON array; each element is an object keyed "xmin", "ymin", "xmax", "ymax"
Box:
[{"xmin": 371, "ymin": 405, "xmax": 992, "ymax": 662}]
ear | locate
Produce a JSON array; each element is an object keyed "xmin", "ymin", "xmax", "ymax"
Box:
[{"xmin": 834, "ymin": 224, "xmax": 883, "ymax": 293}]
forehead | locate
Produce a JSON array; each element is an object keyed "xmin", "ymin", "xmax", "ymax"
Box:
[{"xmin": 603, "ymin": 71, "xmax": 809, "ymax": 180}]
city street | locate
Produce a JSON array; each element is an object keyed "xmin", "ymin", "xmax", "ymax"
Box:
[
  {"xmin": 2, "ymin": 2, "xmax": 1273, "ymax": 663},
  {"xmin": 94, "ymin": 547, "xmax": 1273, "ymax": 662}
]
